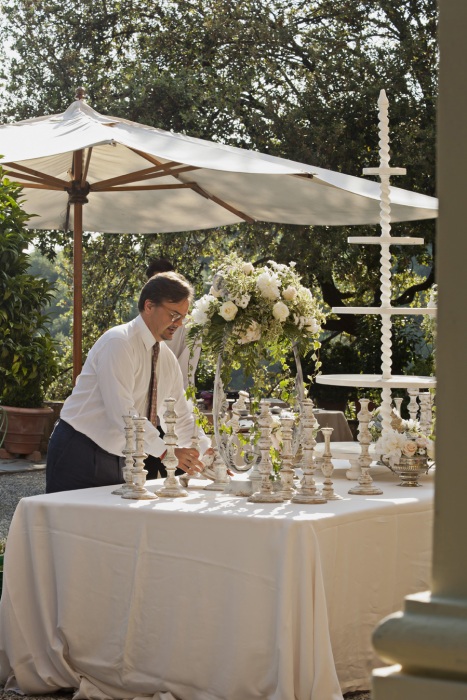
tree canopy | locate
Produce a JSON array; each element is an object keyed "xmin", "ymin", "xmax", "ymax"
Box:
[{"xmin": 0, "ymin": 0, "xmax": 438, "ymax": 403}]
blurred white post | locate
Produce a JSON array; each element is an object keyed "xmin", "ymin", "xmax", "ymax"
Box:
[{"xmin": 372, "ymin": 1, "xmax": 467, "ymax": 697}]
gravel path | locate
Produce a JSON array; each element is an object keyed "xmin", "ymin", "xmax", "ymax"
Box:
[
  {"xmin": 0, "ymin": 470, "xmax": 46, "ymax": 539},
  {"xmin": 0, "ymin": 470, "xmax": 371, "ymax": 699}
]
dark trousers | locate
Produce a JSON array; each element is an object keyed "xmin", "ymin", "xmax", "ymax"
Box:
[{"xmin": 46, "ymin": 420, "xmax": 125, "ymax": 493}]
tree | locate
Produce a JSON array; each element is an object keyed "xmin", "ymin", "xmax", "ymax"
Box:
[
  {"xmin": 0, "ymin": 172, "xmax": 58, "ymax": 407},
  {"xmin": 0, "ymin": 0, "xmax": 438, "ymax": 401}
]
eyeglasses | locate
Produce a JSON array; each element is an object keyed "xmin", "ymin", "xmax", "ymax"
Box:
[{"xmin": 159, "ymin": 303, "xmax": 187, "ymax": 324}]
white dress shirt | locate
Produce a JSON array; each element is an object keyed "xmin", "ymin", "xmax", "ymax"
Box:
[
  {"xmin": 60, "ymin": 315, "xmax": 210, "ymax": 457},
  {"xmin": 165, "ymin": 325, "xmax": 201, "ymax": 389}
]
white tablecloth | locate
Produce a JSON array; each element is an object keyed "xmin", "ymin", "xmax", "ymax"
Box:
[{"xmin": 0, "ymin": 464, "xmax": 434, "ymax": 700}]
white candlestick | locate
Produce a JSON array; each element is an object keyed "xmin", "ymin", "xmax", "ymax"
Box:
[{"xmin": 156, "ymin": 398, "xmax": 188, "ymax": 498}]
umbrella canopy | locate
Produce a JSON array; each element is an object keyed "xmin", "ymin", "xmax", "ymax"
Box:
[{"xmin": 0, "ymin": 91, "xmax": 438, "ymax": 379}]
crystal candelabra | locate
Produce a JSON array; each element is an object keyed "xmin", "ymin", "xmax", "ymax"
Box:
[
  {"xmin": 292, "ymin": 398, "xmax": 326, "ymax": 504},
  {"xmin": 156, "ymin": 398, "xmax": 188, "ymax": 498},
  {"xmin": 320, "ymin": 427, "xmax": 343, "ymax": 501},
  {"xmin": 122, "ymin": 416, "xmax": 158, "ymax": 500},
  {"xmin": 112, "ymin": 414, "xmax": 136, "ymax": 495},
  {"xmin": 349, "ymin": 399, "xmax": 383, "ymax": 496},
  {"xmin": 248, "ymin": 402, "xmax": 284, "ymax": 503}
]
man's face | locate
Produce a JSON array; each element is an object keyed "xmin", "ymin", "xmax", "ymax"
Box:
[{"xmin": 142, "ymin": 297, "xmax": 190, "ymax": 341}]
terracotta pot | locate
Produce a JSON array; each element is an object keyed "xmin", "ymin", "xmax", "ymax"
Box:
[{"xmin": 2, "ymin": 405, "xmax": 53, "ymax": 458}]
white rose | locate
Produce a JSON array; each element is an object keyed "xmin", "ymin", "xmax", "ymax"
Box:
[
  {"xmin": 403, "ymin": 440, "xmax": 418, "ymax": 457},
  {"xmin": 197, "ymin": 294, "xmax": 216, "ymax": 312},
  {"xmin": 304, "ymin": 318, "xmax": 320, "ymax": 334},
  {"xmin": 191, "ymin": 307, "xmax": 208, "ymax": 325},
  {"xmin": 256, "ymin": 271, "xmax": 281, "ymax": 300},
  {"xmin": 237, "ymin": 320, "xmax": 261, "ymax": 344},
  {"xmin": 282, "ymin": 285, "xmax": 297, "ymax": 301},
  {"xmin": 242, "ymin": 262, "xmax": 255, "ymax": 274},
  {"xmin": 232, "ymin": 293, "xmax": 251, "ymax": 309},
  {"xmin": 273, "ymin": 301, "xmax": 290, "ymax": 322},
  {"xmin": 219, "ymin": 300, "xmax": 238, "ymax": 321}
]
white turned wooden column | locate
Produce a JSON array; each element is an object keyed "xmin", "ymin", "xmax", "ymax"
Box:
[{"xmin": 372, "ymin": 2, "xmax": 467, "ymax": 697}]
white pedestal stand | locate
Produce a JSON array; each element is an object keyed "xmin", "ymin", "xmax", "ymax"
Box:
[
  {"xmin": 349, "ymin": 399, "xmax": 383, "ymax": 496},
  {"xmin": 248, "ymin": 402, "xmax": 284, "ymax": 503},
  {"xmin": 156, "ymin": 398, "xmax": 188, "ymax": 498},
  {"xmin": 320, "ymin": 426, "xmax": 343, "ymax": 500},
  {"xmin": 292, "ymin": 399, "xmax": 326, "ymax": 504},
  {"xmin": 112, "ymin": 414, "xmax": 136, "ymax": 495},
  {"xmin": 122, "ymin": 417, "xmax": 158, "ymax": 500}
]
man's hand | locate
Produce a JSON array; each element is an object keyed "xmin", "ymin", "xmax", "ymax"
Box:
[{"xmin": 174, "ymin": 447, "xmax": 204, "ymax": 475}]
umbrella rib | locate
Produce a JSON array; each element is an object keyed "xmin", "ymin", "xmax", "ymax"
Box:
[
  {"xmin": 101, "ymin": 183, "xmax": 196, "ymax": 191},
  {"xmin": 82, "ymin": 148, "xmax": 92, "ymax": 187},
  {"xmin": 128, "ymin": 147, "xmax": 201, "ymax": 177},
  {"xmin": 91, "ymin": 164, "xmax": 194, "ymax": 191},
  {"xmin": 4, "ymin": 163, "xmax": 69, "ymax": 189},
  {"xmin": 189, "ymin": 182, "xmax": 255, "ymax": 223}
]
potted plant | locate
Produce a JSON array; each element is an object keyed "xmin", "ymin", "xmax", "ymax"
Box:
[{"xmin": 0, "ymin": 167, "xmax": 58, "ymax": 460}]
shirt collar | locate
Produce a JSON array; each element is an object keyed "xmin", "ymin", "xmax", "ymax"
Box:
[{"xmin": 135, "ymin": 314, "xmax": 158, "ymax": 352}]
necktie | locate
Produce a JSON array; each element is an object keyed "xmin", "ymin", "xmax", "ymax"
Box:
[{"xmin": 147, "ymin": 342, "xmax": 160, "ymax": 427}]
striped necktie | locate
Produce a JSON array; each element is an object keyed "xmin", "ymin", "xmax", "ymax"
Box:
[{"xmin": 147, "ymin": 342, "xmax": 160, "ymax": 427}]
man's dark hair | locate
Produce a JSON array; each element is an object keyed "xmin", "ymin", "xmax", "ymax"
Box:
[
  {"xmin": 138, "ymin": 271, "xmax": 193, "ymax": 311},
  {"xmin": 145, "ymin": 258, "xmax": 174, "ymax": 279}
]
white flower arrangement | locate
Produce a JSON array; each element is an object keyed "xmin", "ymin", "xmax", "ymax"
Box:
[
  {"xmin": 375, "ymin": 419, "xmax": 435, "ymax": 467},
  {"xmin": 187, "ymin": 253, "xmax": 326, "ymax": 386}
]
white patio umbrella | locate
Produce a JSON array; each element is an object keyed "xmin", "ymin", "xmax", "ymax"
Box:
[{"xmin": 0, "ymin": 89, "xmax": 438, "ymax": 379}]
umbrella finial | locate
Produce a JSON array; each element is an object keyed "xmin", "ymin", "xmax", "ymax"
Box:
[{"xmin": 75, "ymin": 86, "xmax": 87, "ymax": 101}]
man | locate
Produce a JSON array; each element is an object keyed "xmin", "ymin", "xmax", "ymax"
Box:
[
  {"xmin": 145, "ymin": 258, "xmax": 201, "ymax": 389},
  {"xmin": 46, "ymin": 272, "xmax": 210, "ymax": 493}
]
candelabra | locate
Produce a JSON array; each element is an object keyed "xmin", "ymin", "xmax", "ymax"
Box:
[
  {"xmin": 419, "ymin": 391, "xmax": 432, "ymax": 435},
  {"xmin": 122, "ymin": 416, "xmax": 158, "ymax": 500},
  {"xmin": 407, "ymin": 388, "xmax": 420, "ymax": 421},
  {"xmin": 204, "ymin": 447, "xmax": 230, "ymax": 491},
  {"xmin": 320, "ymin": 427, "xmax": 343, "ymax": 501},
  {"xmin": 112, "ymin": 414, "xmax": 136, "ymax": 495},
  {"xmin": 248, "ymin": 402, "xmax": 284, "ymax": 503},
  {"xmin": 292, "ymin": 399, "xmax": 326, "ymax": 504},
  {"xmin": 349, "ymin": 399, "xmax": 383, "ymax": 495},
  {"xmin": 156, "ymin": 398, "xmax": 188, "ymax": 498},
  {"xmin": 277, "ymin": 413, "xmax": 296, "ymax": 500}
]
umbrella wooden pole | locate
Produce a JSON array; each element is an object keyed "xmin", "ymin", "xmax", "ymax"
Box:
[{"xmin": 72, "ymin": 150, "xmax": 84, "ymax": 383}]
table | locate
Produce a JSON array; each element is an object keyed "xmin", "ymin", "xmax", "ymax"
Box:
[
  {"xmin": 313, "ymin": 410, "xmax": 354, "ymax": 442},
  {"xmin": 0, "ymin": 464, "xmax": 434, "ymax": 700}
]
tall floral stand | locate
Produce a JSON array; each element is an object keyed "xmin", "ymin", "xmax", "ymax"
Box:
[{"xmin": 316, "ymin": 90, "xmax": 436, "ymax": 489}]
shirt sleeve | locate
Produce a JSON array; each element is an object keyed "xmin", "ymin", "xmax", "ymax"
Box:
[{"xmin": 94, "ymin": 338, "xmax": 166, "ymax": 457}]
